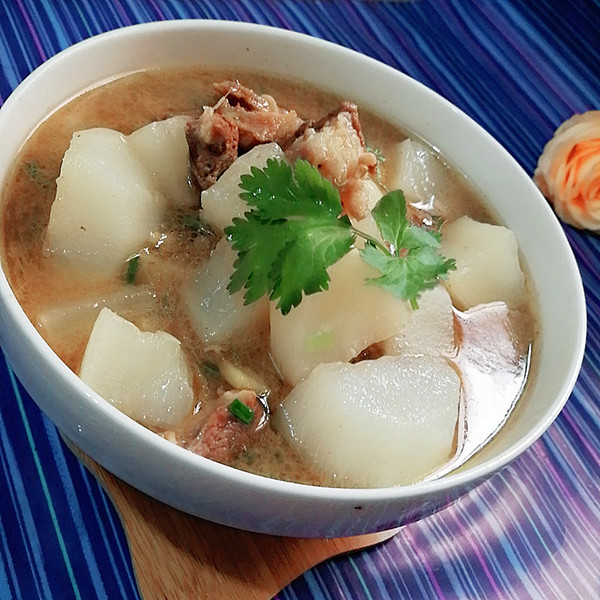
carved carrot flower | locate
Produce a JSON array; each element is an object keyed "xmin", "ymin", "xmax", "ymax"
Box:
[{"xmin": 534, "ymin": 111, "xmax": 600, "ymax": 231}]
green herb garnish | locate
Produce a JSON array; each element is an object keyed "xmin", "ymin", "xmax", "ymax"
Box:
[
  {"xmin": 125, "ymin": 255, "xmax": 140, "ymax": 284},
  {"xmin": 226, "ymin": 159, "xmax": 354, "ymax": 314},
  {"xmin": 225, "ymin": 159, "xmax": 455, "ymax": 314},
  {"xmin": 202, "ymin": 360, "xmax": 221, "ymax": 380},
  {"xmin": 361, "ymin": 190, "xmax": 456, "ymax": 310},
  {"xmin": 228, "ymin": 398, "xmax": 255, "ymax": 425},
  {"xmin": 24, "ymin": 162, "xmax": 52, "ymax": 188},
  {"xmin": 181, "ymin": 214, "xmax": 214, "ymax": 236}
]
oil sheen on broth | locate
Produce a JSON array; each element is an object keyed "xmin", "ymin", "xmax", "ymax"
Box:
[{"xmin": 0, "ymin": 67, "xmax": 536, "ymax": 488}]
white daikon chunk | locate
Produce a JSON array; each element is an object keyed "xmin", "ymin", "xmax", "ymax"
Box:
[
  {"xmin": 200, "ymin": 142, "xmax": 285, "ymax": 233},
  {"xmin": 38, "ymin": 285, "xmax": 158, "ymax": 344},
  {"xmin": 440, "ymin": 216, "xmax": 526, "ymax": 310},
  {"xmin": 382, "ymin": 285, "xmax": 455, "ymax": 357},
  {"xmin": 388, "ymin": 139, "xmax": 445, "ymax": 208},
  {"xmin": 127, "ymin": 116, "xmax": 196, "ymax": 208},
  {"xmin": 356, "ymin": 177, "xmax": 385, "ymax": 214},
  {"xmin": 45, "ymin": 128, "xmax": 165, "ymax": 277},
  {"xmin": 349, "ymin": 185, "xmax": 385, "ymax": 250},
  {"xmin": 273, "ymin": 355, "xmax": 460, "ymax": 487},
  {"xmin": 183, "ymin": 238, "xmax": 269, "ymax": 346},
  {"xmin": 341, "ymin": 175, "xmax": 385, "ymax": 220},
  {"xmin": 270, "ymin": 249, "xmax": 412, "ymax": 385},
  {"xmin": 79, "ymin": 308, "xmax": 194, "ymax": 429},
  {"xmin": 387, "ymin": 139, "xmax": 464, "ymax": 219}
]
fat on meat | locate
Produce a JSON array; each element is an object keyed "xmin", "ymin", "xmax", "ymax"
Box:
[
  {"xmin": 186, "ymin": 80, "xmax": 304, "ymax": 191},
  {"xmin": 213, "ymin": 80, "xmax": 305, "ymax": 151},
  {"xmin": 286, "ymin": 101, "xmax": 378, "ymax": 219},
  {"xmin": 186, "ymin": 107, "xmax": 239, "ymax": 191}
]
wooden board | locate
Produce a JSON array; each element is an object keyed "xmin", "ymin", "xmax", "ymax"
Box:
[{"xmin": 75, "ymin": 449, "xmax": 399, "ymax": 600}]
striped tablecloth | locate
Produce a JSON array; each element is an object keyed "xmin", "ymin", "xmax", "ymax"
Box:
[{"xmin": 1, "ymin": 1, "xmax": 599, "ymax": 599}]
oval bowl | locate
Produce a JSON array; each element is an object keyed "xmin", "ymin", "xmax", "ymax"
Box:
[{"xmin": 0, "ymin": 20, "xmax": 586, "ymax": 537}]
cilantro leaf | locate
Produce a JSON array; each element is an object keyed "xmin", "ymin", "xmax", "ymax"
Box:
[
  {"xmin": 360, "ymin": 190, "xmax": 455, "ymax": 309},
  {"xmin": 369, "ymin": 189, "xmax": 409, "ymax": 252},
  {"xmin": 239, "ymin": 158, "xmax": 342, "ymax": 219},
  {"xmin": 226, "ymin": 159, "xmax": 354, "ymax": 314},
  {"xmin": 225, "ymin": 159, "xmax": 455, "ymax": 315}
]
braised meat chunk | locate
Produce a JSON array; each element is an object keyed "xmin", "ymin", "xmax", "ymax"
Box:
[
  {"xmin": 189, "ymin": 390, "xmax": 267, "ymax": 464},
  {"xmin": 212, "ymin": 80, "xmax": 305, "ymax": 151},
  {"xmin": 286, "ymin": 101, "xmax": 378, "ymax": 219},
  {"xmin": 186, "ymin": 107, "xmax": 239, "ymax": 191}
]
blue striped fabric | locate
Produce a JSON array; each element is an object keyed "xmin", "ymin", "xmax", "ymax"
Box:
[{"xmin": 0, "ymin": 1, "xmax": 599, "ymax": 599}]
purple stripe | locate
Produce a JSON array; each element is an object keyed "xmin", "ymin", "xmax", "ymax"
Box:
[
  {"xmin": 446, "ymin": 497, "xmax": 518, "ymax": 599},
  {"xmin": 400, "ymin": 526, "xmax": 448, "ymax": 600},
  {"xmin": 145, "ymin": 0, "xmax": 166, "ymax": 20},
  {"xmin": 15, "ymin": 0, "xmax": 47, "ymax": 61},
  {"xmin": 446, "ymin": 509, "xmax": 505, "ymax": 598}
]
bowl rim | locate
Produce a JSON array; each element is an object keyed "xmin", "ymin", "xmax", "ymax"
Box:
[{"xmin": 0, "ymin": 19, "xmax": 588, "ymax": 508}]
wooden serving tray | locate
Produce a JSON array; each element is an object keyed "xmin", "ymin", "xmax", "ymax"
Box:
[{"xmin": 73, "ymin": 447, "xmax": 399, "ymax": 600}]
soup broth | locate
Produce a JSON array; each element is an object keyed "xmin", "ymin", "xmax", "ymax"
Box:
[{"xmin": 1, "ymin": 67, "xmax": 536, "ymax": 487}]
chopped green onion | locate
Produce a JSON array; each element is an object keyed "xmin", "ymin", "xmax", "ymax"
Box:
[
  {"xmin": 202, "ymin": 361, "xmax": 221, "ymax": 379},
  {"xmin": 306, "ymin": 330, "xmax": 335, "ymax": 353},
  {"xmin": 228, "ymin": 398, "xmax": 255, "ymax": 425},
  {"xmin": 125, "ymin": 255, "xmax": 140, "ymax": 284},
  {"xmin": 25, "ymin": 162, "xmax": 51, "ymax": 188},
  {"xmin": 181, "ymin": 214, "xmax": 214, "ymax": 236}
]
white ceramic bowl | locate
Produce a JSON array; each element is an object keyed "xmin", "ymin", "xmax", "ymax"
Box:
[{"xmin": 0, "ymin": 21, "xmax": 586, "ymax": 537}]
